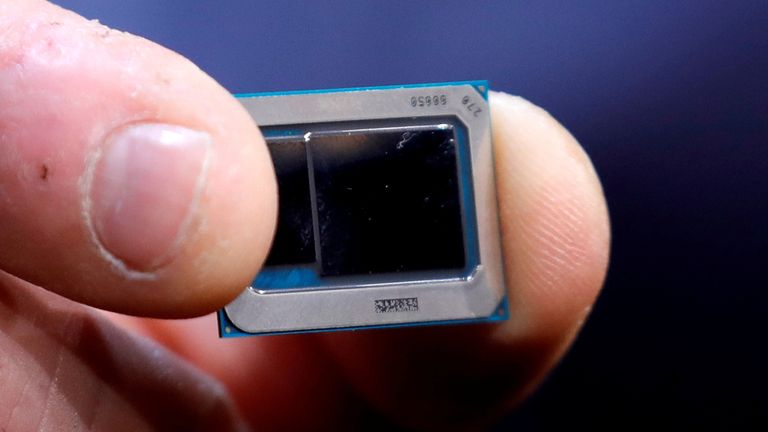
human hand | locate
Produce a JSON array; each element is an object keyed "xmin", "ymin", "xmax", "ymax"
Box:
[{"xmin": 0, "ymin": 1, "xmax": 610, "ymax": 430}]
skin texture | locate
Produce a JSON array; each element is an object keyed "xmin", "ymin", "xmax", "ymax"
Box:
[
  {"xmin": 0, "ymin": 0, "xmax": 277, "ymax": 317},
  {"xmin": 0, "ymin": 1, "xmax": 610, "ymax": 430}
]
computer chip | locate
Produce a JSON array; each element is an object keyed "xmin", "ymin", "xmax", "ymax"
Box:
[{"xmin": 218, "ymin": 81, "xmax": 507, "ymax": 336}]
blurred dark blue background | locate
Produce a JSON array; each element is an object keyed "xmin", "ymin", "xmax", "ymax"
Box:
[{"xmin": 58, "ymin": 0, "xmax": 767, "ymax": 429}]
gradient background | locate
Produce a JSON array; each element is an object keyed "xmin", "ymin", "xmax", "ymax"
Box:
[{"xmin": 56, "ymin": 1, "xmax": 768, "ymax": 429}]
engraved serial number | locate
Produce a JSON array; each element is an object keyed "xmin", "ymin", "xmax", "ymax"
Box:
[
  {"xmin": 375, "ymin": 297, "xmax": 419, "ymax": 313},
  {"xmin": 461, "ymin": 95, "xmax": 483, "ymax": 117},
  {"xmin": 410, "ymin": 94, "xmax": 447, "ymax": 108}
]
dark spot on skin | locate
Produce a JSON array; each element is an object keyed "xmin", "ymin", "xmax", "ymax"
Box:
[
  {"xmin": 40, "ymin": 164, "xmax": 49, "ymax": 180},
  {"xmin": 49, "ymin": 21, "xmax": 62, "ymax": 26}
]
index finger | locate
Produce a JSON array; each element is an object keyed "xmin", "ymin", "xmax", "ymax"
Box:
[{"xmin": 316, "ymin": 93, "xmax": 611, "ymax": 429}]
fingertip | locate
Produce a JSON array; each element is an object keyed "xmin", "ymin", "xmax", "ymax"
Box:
[
  {"xmin": 489, "ymin": 91, "xmax": 610, "ymax": 340},
  {"xmin": 312, "ymin": 93, "xmax": 611, "ymax": 429},
  {"xmin": 0, "ymin": 0, "xmax": 277, "ymax": 317}
]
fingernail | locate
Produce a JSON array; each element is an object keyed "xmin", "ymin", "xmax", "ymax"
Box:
[{"xmin": 87, "ymin": 123, "xmax": 211, "ymax": 273}]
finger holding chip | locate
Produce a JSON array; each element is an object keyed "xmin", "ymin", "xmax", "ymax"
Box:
[
  {"xmin": 0, "ymin": 1, "xmax": 609, "ymax": 430},
  {"xmin": 120, "ymin": 94, "xmax": 611, "ymax": 429}
]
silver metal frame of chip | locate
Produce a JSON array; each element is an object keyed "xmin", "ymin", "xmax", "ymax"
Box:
[{"xmin": 222, "ymin": 82, "xmax": 506, "ymax": 335}]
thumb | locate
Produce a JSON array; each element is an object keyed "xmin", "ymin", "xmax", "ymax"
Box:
[{"xmin": 0, "ymin": 1, "xmax": 277, "ymax": 317}]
